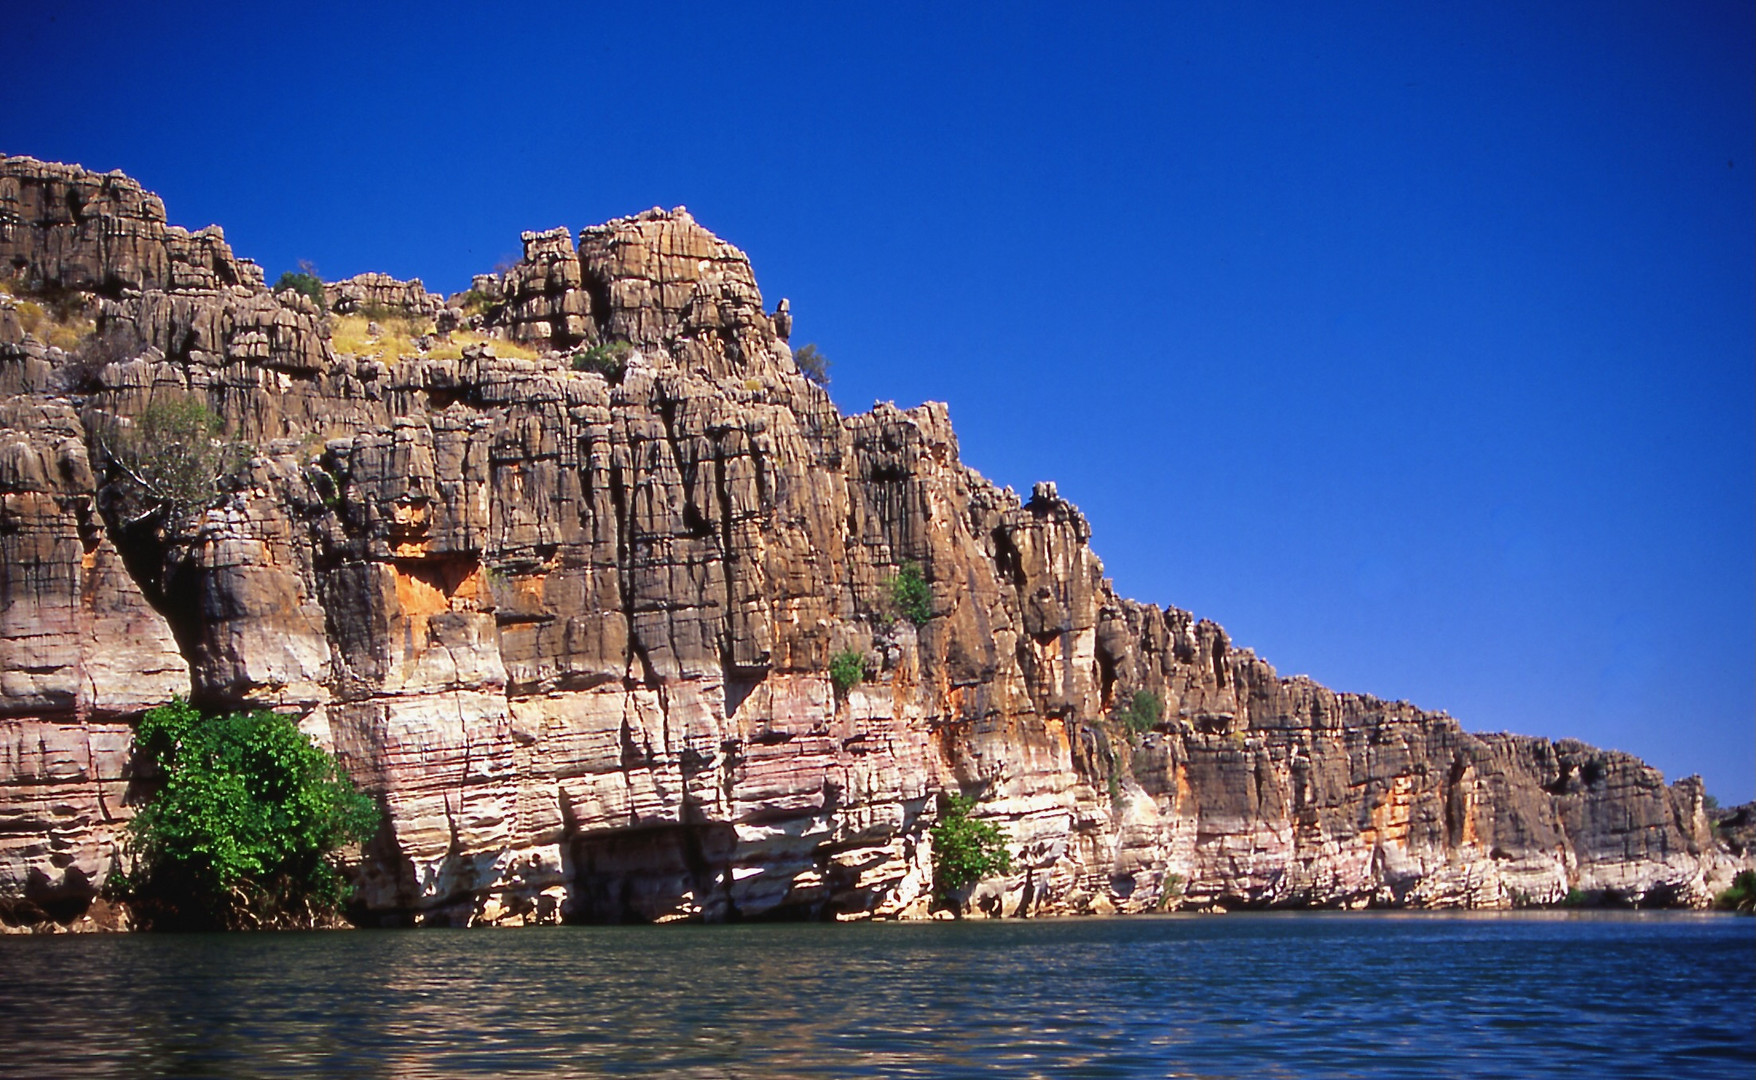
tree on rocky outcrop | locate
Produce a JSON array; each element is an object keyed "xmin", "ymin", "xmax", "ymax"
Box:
[
  {"xmin": 118, "ymin": 700, "xmax": 379, "ymax": 930},
  {"xmin": 273, "ymin": 261, "xmax": 326, "ymax": 312},
  {"xmin": 96, "ymin": 394, "xmax": 251, "ymax": 527},
  {"xmin": 792, "ymin": 342, "xmax": 830, "ymax": 387},
  {"xmin": 829, "ymin": 649, "xmax": 867, "ymax": 696},
  {"xmin": 930, "ymin": 794, "xmax": 1013, "ymax": 912},
  {"xmin": 885, "ymin": 560, "xmax": 933, "ymax": 625},
  {"xmin": 1114, "ymin": 690, "xmax": 1163, "ymax": 738}
]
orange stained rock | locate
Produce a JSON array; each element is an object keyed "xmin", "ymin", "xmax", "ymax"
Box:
[
  {"xmin": 1369, "ymin": 774, "xmax": 1416, "ymax": 846},
  {"xmin": 393, "ymin": 557, "xmax": 485, "ymax": 618},
  {"xmin": 394, "ymin": 564, "xmax": 449, "ymax": 619}
]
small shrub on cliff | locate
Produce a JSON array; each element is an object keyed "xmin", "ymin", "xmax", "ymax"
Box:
[
  {"xmin": 1114, "ymin": 689, "xmax": 1163, "ymax": 738},
  {"xmin": 454, "ymin": 289, "xmax": 492, "ymax": 317},
  {"xmin": 930, "ymin": 793, "xmax": 1012, "ymax": 907},
  {"xmin": 792, "ymin": 342, "xmax": 830, "ymax": 387},
  {"xmin": 123, "ymin": 700, "xmax": 379, "ymax": 930},
  {"xmin": 885, "ymin": 560, "xmax": 933, "ymax": 626},
  {"xmin": 829, "ymin": 649, "xmax": 867, "ymax": 694},
  {"xmin": 571, "ymin": 339, "xmax": 633, "ymax": 380},
  {"xmin": 1715, "ymin": 870, "xmax": 1756, "ymax": 914},
  {"xmin": 1155, "ymin": 873, "xmax": 1184, "ymax": 911},
  {"xmin": 274, "ymin": 262, "xmax": 326, "ymax": 312}
]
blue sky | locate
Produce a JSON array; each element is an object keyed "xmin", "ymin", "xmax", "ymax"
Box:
[{"xmin": 8, "ymin": 1, "xmax": 1752, "ymax": 801}]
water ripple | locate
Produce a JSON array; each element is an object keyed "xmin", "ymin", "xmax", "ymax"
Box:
[{"xmin": 0, "ymin": 912, "xmax": 1751, "ymax": 1078}]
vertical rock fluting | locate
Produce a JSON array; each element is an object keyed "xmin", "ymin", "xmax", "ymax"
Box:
[{"xmin": 0, "ymin": 154, "xmax": 1745, "ymax": 929}]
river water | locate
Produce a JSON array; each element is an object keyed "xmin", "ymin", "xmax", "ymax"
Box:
[{"xmin": 1, "ymin": 912, "xmax": 1749, "ymax": 1078}]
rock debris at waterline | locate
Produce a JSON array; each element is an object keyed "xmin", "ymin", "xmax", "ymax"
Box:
[{"xmin": 0, "ymin": 153, "xmax": 1749, "ymax": 931}]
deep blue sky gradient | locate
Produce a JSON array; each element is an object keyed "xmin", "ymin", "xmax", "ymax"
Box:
[{"xmin": 7, "ymin": 1, "xmax": 1751, "ymax": 799}]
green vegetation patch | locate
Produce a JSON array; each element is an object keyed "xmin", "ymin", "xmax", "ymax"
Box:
[
  {"xmin": 930, "ymin": 793, "xmax": 1013, "ymax": 906},
  {"xmin": 273, "ymin": 263, "xmax": 327, "ymax": 311},
  {"xmin": 1114, "ymin": 689, "xmax": 1163, "ymax": 738},
  {"xmin": 119, "ymin": 700, "xmax": 379, "ymax": 930},
  {"xmin": 1715, "ymin": 869, "xmax": 1755, "ymax": 914},
  {"xmin": 829, "ymin": 648, "xmax": 867, "ymax": 694},
  {"xmin": 571, "ymin": 339, "xmax": 634, "ymax": 380},
  {"xmin": 885, "ymin": 560, "xmax": 932, "ymax": 626}
]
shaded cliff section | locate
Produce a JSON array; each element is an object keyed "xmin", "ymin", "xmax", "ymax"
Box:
[{"xmin": 0, "ymin": 154, "xmax": 1745, "ymax": 931}]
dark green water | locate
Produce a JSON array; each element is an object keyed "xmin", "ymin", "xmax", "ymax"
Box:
[{"xmin": 2, "ymin": 912, "xmax": 1750, "ymax": 1078}]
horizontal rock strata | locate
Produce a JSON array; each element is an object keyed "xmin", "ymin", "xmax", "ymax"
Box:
[{"xmin": 0, "ymin": 153, "xmax": 1747, "ymax": 929}]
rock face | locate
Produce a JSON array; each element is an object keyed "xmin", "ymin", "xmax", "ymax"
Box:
[
  {"xmin": 0, "ymin": 154, "xmax": 1747, "ymax": 929},
  {"xmin": 322, "ymin": 273, "xmax": 443, "ymax": 319}
]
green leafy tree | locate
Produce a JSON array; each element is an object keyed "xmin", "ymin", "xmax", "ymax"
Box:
[
  {"xmin": 792, "ymin": 342, "xmax": 830, "ymax": 387},
  {"xmin": 273, "ymin": 261, "xmax": 326, "ymax": 311},
  {"xmin": 885, "ymin": 560, "xmax": 933, "ymax": 626},
  {"xmin": 829, "ymin": 648, "xmax": 867, "ymax": 694},
  {"xmin": 1715, "ymin": 869, "xmax": 1756, "ymax": 914},
  {"xmin": 122, "ymin": 700, "xmax": 379, "ymax": 930},
  {"xmin": 930, "ymin": 793, "xmax": 1013, "ymax": 909},
  {"xmin": 1114, "ymin": 689, "xmax": 1163, "ymax": 737}
]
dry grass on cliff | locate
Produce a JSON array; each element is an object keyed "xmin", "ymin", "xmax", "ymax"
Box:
[
  {"xmin": 328, "ymin": 313, "xmax": 541, "ymax": 362},
  {"xmin": 329, "ymin": 313, "xmax": 420, "ymax": 358},
  {"xmin": 0, "ymin": 275, "xmax": 96, "ymax": 351}
]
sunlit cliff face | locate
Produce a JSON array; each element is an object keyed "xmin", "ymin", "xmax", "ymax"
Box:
[{"xmin": 0, "ymin": 154, "xmax": 1746, "ymax": 929}]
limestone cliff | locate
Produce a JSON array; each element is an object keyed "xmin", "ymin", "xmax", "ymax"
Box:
[{"xmin": 0, "ymin": 154, "xmax": 1745, "ymax": 929}]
